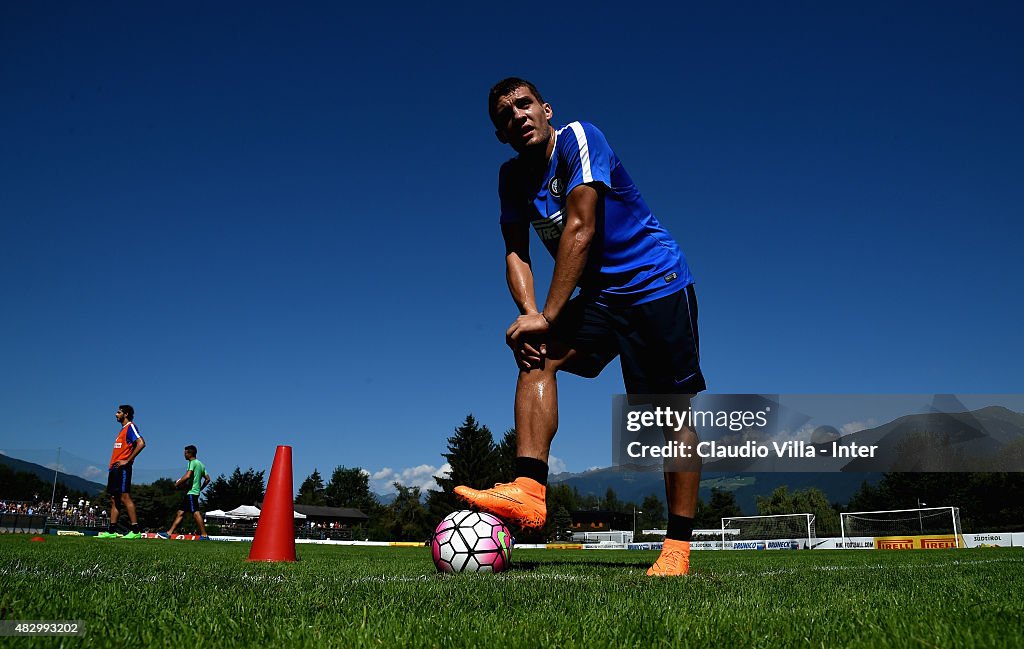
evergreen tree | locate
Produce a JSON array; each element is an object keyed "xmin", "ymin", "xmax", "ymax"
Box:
[
  {"xmin": 602, "ymin": 486, "xmax": 624, "ymax": 512},
  {"xmin": 636, "ymin": 494, "xmax": 666, "ymax": 538},
  {"xmin": 553, "ymin": 506, "xmax": 573, "ymax": 541},
  {"xmin": 543, "ymin": 482, "xmax": 581, "ymax": 540},
  {"xmin": 495, "ymin": 428, "xmax": 518, "ymax": 483},
  {"xmin": 295, "ymin": 469, "xmax": 326, "ymax": 506},
  {"xmin": 695, "ymin": 488, "xmax": 742, "ymax": 528},
  {"xmin": 429, "ymin": 414, "xmax": 499, "ymax": 519}
]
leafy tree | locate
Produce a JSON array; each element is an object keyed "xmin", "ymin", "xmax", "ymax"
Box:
[
  {"xmin": 386, "ymin": 482, "xmax": 431, "ymax": 541},
  {"xmin": 202, "ymin": 467, "xmax": 265, "ymax": 511},
  {"xmin": 324, "ymin": 466, "xmax": 375, "ymax": 512},
  {"xmin": 756, "ymin": 485, "xmax": 840, "ymax": 537},
  {"xmin": 844, "ymin": 472, "xmax": 1024, "ymax": 533},
  {"xmin": 129, "ymin": 478, "xmax": 181, "ymax": 530},
  {"xmin": 295, "ymin": 469, "xmax": 326, "ymax": 506}
]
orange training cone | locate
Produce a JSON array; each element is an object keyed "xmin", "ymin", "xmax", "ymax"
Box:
[{"xmin": 248, "ymin": 445, "xmax": 297, "ymax": 562}]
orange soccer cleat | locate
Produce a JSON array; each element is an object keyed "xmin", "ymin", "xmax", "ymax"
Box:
[
  {"xmin": 646, "ymin": 539, "xmax": 691, "ymax": 576},
  {"xmin": 453, "ymin": 477, "xmax": 547, "ymax": 529}
]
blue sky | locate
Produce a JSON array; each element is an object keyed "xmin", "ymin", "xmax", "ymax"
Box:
[{"xmin": 1, "ymin": 3, "xmax": 1021, "ymax": 495}]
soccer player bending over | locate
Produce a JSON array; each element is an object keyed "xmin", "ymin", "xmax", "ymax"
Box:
[{"xmin": 456, "ymin": 78, "xmax": 707, "ymax": 576}]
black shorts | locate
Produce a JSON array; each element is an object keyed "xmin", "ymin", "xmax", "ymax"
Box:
[
  {"xmin": 107, "ymin": 465, "xmax": 133, "ymax": 497},
  {"xmin": 553, "ymin": 284, "xmax": 707, "ymax": 395},
  {"xmin": 181, "ymin": 493, "xmax": 201, "ymax": 514}
]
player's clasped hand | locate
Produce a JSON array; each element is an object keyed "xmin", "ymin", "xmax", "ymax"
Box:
[{"xmin": 506, "ymin": 313, "xmax": 550, "ymax": 370}]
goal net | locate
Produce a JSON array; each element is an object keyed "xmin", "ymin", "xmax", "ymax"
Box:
[
  {"xmin": 841, "ymin": 507, "xmax": 962, "ymax": 547},
  {"xmin": 721, "ymin": 513, "xmax": 815, "ymax": 549}
]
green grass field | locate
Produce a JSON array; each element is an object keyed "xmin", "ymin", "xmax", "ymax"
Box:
[{"xmin": 1, "ymin": 536, "xmax": 1022, "ymax": 648}]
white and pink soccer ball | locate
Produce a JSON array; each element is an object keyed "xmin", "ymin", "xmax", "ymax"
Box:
[{"xmin": 431, "ymin": 510, "xmax": 513, "ymax": 573}]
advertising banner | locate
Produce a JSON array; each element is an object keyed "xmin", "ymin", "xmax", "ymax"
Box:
[
  {"xmin": 815, "ymin": 537, "xmax": 875, "ymax": 550},
  {"xmin": 961, "ymin": 533, "xmax": 1013, "ymax": 548},
  {"xmin": 874, "ymin": 535, "xmax": 959, "ymax": 549}
]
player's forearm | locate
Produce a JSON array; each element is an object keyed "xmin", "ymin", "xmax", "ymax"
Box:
[
  {"xmin": 544, "ymin": 217, "xmax": 593, "ymax": 321},
  {"xmin": 506, "ymin": 253, "xmax": 539, "ymax": 315},
  {"xmin": 125, "ymin": 438, "xmax": 146, "ymax": 463}
]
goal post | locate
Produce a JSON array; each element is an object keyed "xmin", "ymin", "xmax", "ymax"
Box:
[
  {"xmin": 721, "ymin": 513, "xmax": 816, "ymax": 549},
  {"xmin": 840, "ymin": 506, "xmax": 962, "ymax": 548}
]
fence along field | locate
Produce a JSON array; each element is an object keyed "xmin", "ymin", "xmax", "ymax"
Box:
[{"xmin": 1, "ymin": 536, "xmax": 1022, "ymax": 648}]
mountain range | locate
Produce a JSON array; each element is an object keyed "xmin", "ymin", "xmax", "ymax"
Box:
[{"xmin": 0, "ymin": 454, "xmax": 106, "ymax": 495}]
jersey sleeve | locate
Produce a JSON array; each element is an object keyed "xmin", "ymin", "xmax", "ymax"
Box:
[
  {"xmin": 559, "ymin": 121, "xmax": 613, "ymax": 196},
  {"xmin": 498, "ymin": 160, "xmax": 526, "ymax": 224},
  {"xmin": 125, "ymin": 423, "xmax": 141, "ymax": 444},
  {"xmin": 187, "ymin": 459, "xmax": 199, "ymax": 473}
]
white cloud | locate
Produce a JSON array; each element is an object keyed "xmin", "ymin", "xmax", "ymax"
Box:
[
  {"xmin": 83, "ymin": 465, "xmax": 103, "ymax": 479},
  {"xmin": 371, "ymin": 468, "xmax": 394, "ymax": 481},
  {"xmin": 841, "ymin": 419, "xmax": 877, "ymax": 436},
  {"xmin": 547, "ymin": 454, "xmax": 567, "ymax": 475},
  {"xmin": 371, "ymin": 463, "xmax": 448, "ymax": 495},
  {"xmin": 433, "ymin": 463, "xmax": 451, "ymax": 480}
]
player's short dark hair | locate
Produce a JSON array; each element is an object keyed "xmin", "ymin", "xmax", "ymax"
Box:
[
  {"xmin": 118, "ymin": 404, "xmax": 134, "ymax": 420},
  {"xmin": 185, "ymin": 445, "xmax": 198, "ymax": 457},
  {"xmin": 488, "ymin": 77, "xmax": 545, "ymax": 125}
]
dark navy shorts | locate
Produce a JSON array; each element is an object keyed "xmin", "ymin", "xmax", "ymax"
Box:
[
  {"xmin": 553, "ymin": 284, "xmax": 707, "ymax": 395},
  {"xmin": 181, "ymin": 493, "xmax": 201, "ymax": 514},
  {"xmin": 107, "ymin": 465, "xmax": 133, "ymax": 496}
]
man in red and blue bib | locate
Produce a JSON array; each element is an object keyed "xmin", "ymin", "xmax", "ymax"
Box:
[{"xmin": 98, "ymin": 404, "xmax": 146, "ymax": 539}]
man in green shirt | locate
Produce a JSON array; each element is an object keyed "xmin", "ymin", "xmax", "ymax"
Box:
[{"xmin": 159, "ymin": 445, "xmax": 212, "ymax": 540}]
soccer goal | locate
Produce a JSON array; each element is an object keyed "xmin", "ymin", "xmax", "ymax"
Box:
[
  {"xmin": 721, "ymin": 513, "xmax": 815, "ymax": 549},
  {"xmin": 840, "ymin": 506, "xmax": 962, "ymax": 547}
]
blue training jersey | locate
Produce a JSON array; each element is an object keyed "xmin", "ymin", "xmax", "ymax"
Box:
[{"xmin": 498, "ymin": 121, "xmax": 693, "ymax": 307}]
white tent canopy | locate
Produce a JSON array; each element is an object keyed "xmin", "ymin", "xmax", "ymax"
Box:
[
  {"xmin": 219, "ymin": 505, "xmax": 306, "ymax": 520},
  {"xmin": 224, "ymin": 505, "xmax": 262, "ymax": 519}
]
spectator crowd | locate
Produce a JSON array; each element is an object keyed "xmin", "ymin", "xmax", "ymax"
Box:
[{"xmin": 0, "ymin": 496, "xmax": 108, "ymax": 528}]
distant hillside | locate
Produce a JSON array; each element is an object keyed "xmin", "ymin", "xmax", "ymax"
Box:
[
  {"xmin": 0, "ymin": 454, "xmax": 106, "ymax": 495},
  {"xmin": 373, "ymin": 491, "xmax": 397, "ymax": 506}
]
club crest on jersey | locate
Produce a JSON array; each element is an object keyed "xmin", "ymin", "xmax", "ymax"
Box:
[{"xmin": 548, "ymin": 176, "xmax": 564, "ymax": 199}]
